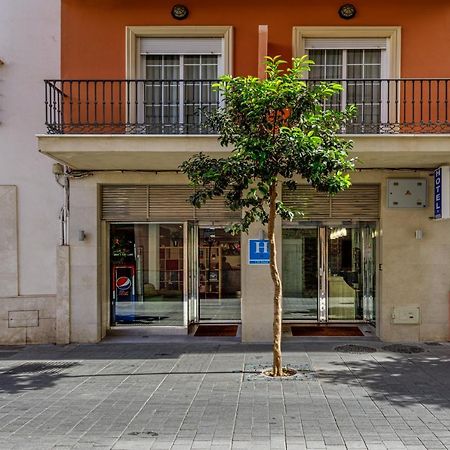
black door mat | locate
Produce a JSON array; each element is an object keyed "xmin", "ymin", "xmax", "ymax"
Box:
[
  {"xmin": 291, "ymin": 326, "xmax": 364, "ymax": 337},
  {"xmin": 194, "ymin": 325, "xmax": 238, "ymax": 337}
]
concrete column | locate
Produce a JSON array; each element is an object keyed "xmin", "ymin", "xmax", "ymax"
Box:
[
  {"xmin": 69, "ymin": 181, "xmax": 101, "ymax": 343},
  {"xmin": 56, "ymin": 245, "xmax": 70, "ymax": 344},
  {"xmin": 241, "ymin": 215, "xmax": 282, "ymax": 342}
]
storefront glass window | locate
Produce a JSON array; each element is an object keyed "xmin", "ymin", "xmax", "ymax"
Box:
[{"xmin": 110, "ymin": 223, "xmax": 184, "ymax": 326}]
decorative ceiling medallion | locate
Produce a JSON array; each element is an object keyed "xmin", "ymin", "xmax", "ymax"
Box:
[
  {"xmin": 338, "ymin": 4, "xmax": 357, "ymax": 19},
  {"xmin": 171, "ymin": 4, "xmax": 189, "ymax": 20}
]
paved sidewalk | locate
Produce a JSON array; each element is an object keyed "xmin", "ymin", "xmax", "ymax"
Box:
[{"xmin": 0, "ymin": 338, "xmax": 449, "ymax": 449}]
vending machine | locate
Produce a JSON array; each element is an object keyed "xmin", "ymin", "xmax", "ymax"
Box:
[{"xmin": 112, "ymin": 264, "xmax": 136, "ymax": 324}]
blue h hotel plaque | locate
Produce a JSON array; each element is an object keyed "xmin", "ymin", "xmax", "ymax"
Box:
[{"xmin": 248, "ymin": 239, "xmax": 270, "ymax": 264}]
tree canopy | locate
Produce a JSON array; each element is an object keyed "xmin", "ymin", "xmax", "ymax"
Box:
[{"xmin": 181, "ymin": 56, "xmax": 356, "ymax": 232}]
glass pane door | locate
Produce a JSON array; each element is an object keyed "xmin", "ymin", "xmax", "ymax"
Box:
[
  {"xmin": 361, "ymin": 224, "xmax": 376, "ymax": 322},
  {"xmin": 110, "ymin": 223, "xmax": 184, "ymax": 326},
  {"xmin": 327, "ymin": 226, "xmax": 360, "ymax": 320},
  {"xmin": 187, "ymin": 221, "xmax": 199, "ymax": 324},
  {"xmin": 327, "ymin": 223, "xmax": 376, "ymax": 321},
  {"xmin": 198, "ymin": 228, "xmax": 241, "ymax": 321},
  {"xmin": 282, "ymin": 222, "xmax": 376, "ymax": 324},
  {"xmin": 282, "ymin": 228, "xmax": 319, "ymax": 320}
]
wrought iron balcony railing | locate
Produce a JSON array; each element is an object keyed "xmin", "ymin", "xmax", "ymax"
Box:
[{"xmin": 45, "ymin": 79, "xmax": 450, "ymax": 135}]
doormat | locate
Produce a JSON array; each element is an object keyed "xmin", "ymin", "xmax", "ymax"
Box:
[
  {"xmin": 194, "ymin": 325, "xmax": 238, "ymax": 337},
  {"xmin": 291, "ymin": 326, "xmax": 364, "ymax": 337}
]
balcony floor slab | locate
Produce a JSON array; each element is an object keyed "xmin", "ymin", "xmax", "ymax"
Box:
[{"xmin": 37, "ymin": 134, "xmax": 450, "ymax": 171}]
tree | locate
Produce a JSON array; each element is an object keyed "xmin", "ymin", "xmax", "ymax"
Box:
[{"xmin": 180, "ymin": 56, "xmax": 355, "ymax": 376}]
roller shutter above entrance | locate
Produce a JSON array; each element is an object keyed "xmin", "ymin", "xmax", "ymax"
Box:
[
  {"xmin": 101, "ymin": 185, "xmax": 241, "ymax": 222},
  {"xmin": 282, "ymin": 184, "xmax": 380, "ymax": 220}
]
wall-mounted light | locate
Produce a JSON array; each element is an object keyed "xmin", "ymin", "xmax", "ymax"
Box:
[
  {"xmin": 171, "ymin": 4, "xmax": 189, "ymax": 20},
  {"xmin": 78, "ymin": 230, "xmax": 86, "ymax": 241},
  {"xmin": 338, "ymin": 4, "xmax": 357, "ymax": 19}
]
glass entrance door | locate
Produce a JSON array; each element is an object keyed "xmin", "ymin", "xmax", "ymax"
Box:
[
  {"xmin": 282, "ymin": 222, "xmax": 376, "ymax": 323},
  {"xmin": 198, "ymin": 227, "xmax": 241, "ymax": 321},
  {"xmin": 110, "ymin": 223, "xmax": 185, "ymax": 326},
  {"xmin": 282, "ymin": 228, "xmax": 319, "ymax": 320}
]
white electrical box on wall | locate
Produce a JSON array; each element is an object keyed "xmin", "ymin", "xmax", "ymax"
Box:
[
  {"xmin": 387, "ymin": 179, "xmax": 427, "ymax": 208},
  {"xmin": 392, "ymin": 306, "xmax": 420, "ymax": 325}
]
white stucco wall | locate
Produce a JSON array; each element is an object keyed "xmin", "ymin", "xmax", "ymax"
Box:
[{"xmin": 0, "ymin": 0, "xmax": 61, "ymax": 295}]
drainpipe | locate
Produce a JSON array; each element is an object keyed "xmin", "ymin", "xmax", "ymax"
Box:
[
  {"xmin": 62, "ymin": 165, "xmax": 70, "ymax": 245},
  {"xmin": 53, "ymin": 163, "xmax": 69, "ymax": 245}
]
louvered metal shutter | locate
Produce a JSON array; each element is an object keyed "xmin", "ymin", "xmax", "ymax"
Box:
[
  {"xmin": 282, "ymin": 186, "xmax": 331, "ymax": 220},
  {"xmin": 148, "ymin": 186, "xmax": 194, "ymax": 221},
  {"xmin": 195, "ymin": 195, "xmax": 241, "ymax": 222},
  {"xmin": 140, "ymin": 38, "xmax": 223, "ymax": 55},
  {"xmin": 101, "ymin": 185, "xmax": 241, "ymax": 222},
  {"xmin": 102, "ymin": 185, "xmax": 148, "ymax": 221},
  {"xmin": 332, "ymin": 185, "xmax": 380, "ymax": 219},
  {"xmin": 304, "ymin": 38, "xmax": 387, "ymax": 50},
  {"xmin": 282, "ymin": 184, "xmax": 380, "ymax": 220}
]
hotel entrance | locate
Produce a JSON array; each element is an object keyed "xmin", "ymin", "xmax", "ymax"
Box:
[{"xmin": 282, "ymin": 222, "xmax": 377, "ymax": 323}]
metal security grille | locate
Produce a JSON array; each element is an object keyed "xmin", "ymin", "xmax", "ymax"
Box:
[
  {"xmin": 282, "ymin": 184, "xmax": 380, "ymax": 220},
  {"xmin": 101, "ymin": 185, "xmax": 241, "ymax": 222}
]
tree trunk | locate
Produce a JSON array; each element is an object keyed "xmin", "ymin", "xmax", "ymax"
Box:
[{"xmin": 268, "ymin": 182, "xmax": 283, "ymax": 376}]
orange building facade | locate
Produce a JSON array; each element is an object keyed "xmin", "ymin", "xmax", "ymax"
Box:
[{"xmin": 33, "ymin": 0, "xmax": 450, "ymax": 344}]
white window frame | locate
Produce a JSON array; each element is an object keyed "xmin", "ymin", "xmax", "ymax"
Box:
[
  {"xmin": 140, "ymin": 44, "xmax": 223, "ymax": 129},
  {"xmin": 293, "ymin": 27, "xmax": 401, "ymax": 132},
  {"xmin": 126, "ymin": 26, "xmax": 233, "ymax": 79},
  {"xmin": 125, "ymin": 26, "xmax": 232, "ymax": 132},
  {"xmin": 292, "ymin": 27, "xmax": 400, "ymax": 78}
]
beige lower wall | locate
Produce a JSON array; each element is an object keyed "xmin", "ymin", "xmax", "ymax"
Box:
[
  {"xmin": 65, "ymin": 170, "xmax": 450, "ymax": 344},
  {"xmin": 0, "ymin": 186, "xmax": 57, "ymax": 345},
  {"xmin": 0, "ymin": 296, "xmax": 56, "ymax": 344},
  {"xmin": 0, "ymin": 186, "xmax": 18, "ymax": 297},
  {"xmin": 377, "ymin": 171, "xmax": 450, "ymax": 342}
]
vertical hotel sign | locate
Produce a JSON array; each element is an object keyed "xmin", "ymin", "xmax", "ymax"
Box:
[{"xmin": 434, "ymin": 166, "xmax": 450, "ymax": 219}]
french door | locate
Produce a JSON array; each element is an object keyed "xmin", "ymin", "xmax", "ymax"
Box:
[
  {"xmin": 282, "ymin": 222, "xmax": 376, "ymax": 323},
  {"xmin": 186, "ymin": 222, "xmax": 242, "ymax": 324}
]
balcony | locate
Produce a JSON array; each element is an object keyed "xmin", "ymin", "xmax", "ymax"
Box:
[{"xmin": 45, "ymin": 79, "xmax": 450, "ymax": 135}]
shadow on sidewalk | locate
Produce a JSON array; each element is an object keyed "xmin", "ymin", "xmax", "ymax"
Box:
[
  {"xmin": 0, "ymin": 361, "xmax": 80, "ymax": 394},
  {"xmin": 316, "ymin": 354, "xmax": 450, "ymax": 408}
]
